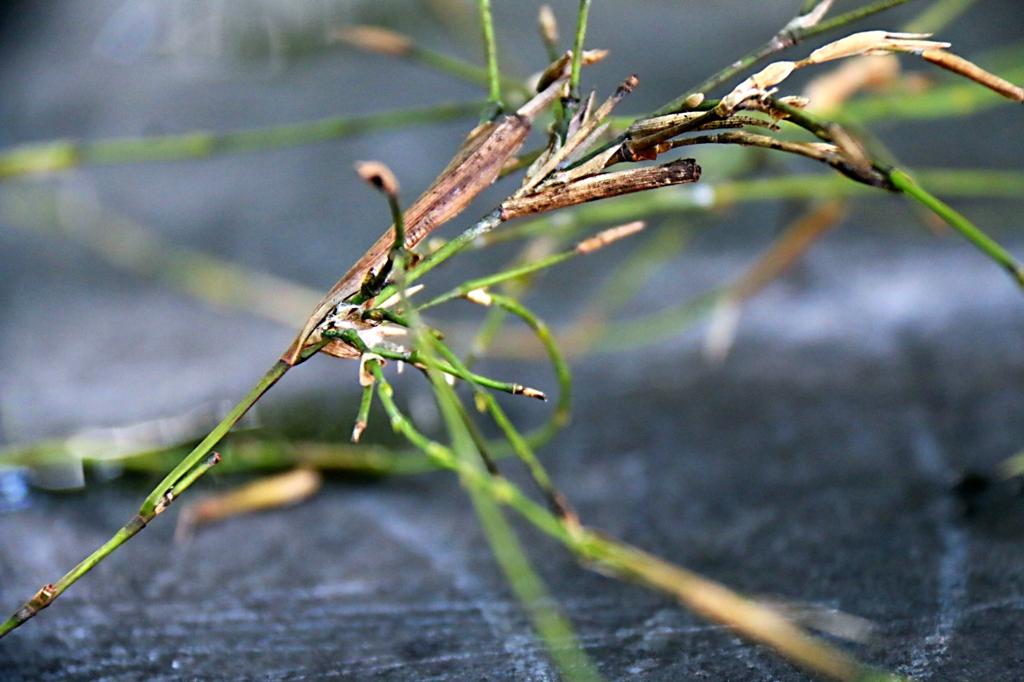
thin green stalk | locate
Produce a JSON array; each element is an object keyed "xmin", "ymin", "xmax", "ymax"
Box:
[
  {"xmin": 888, "ymin": 168, "xmax": 1024, "ymax": 287},
  {"xmin": 352, "ymin": 381, "xmax": 376, "ymax": 443},
  {"xmin": 653, "ymin": 0, "xmax": 917, "ymax": 115},
  {"xmin": 558, "ymin": 0, "xmax": 592, "ymax": 136},
  {"xmin": 766, "ymin": 99, "xmax": 1024, "ymax": 288},
  {"xmin": 367, "ymin": 363, "xmax": 894, "ymax": 682},
  {"xmin": 569, "ymin": 0, "xmax": 592, "ymax": 104},
  {"xmin": 142, "ymin": 361, "xmax": 291, "ymax": 514},
  {"xmin": 378, "ymin": 260, "xmax": 596, "ymax": 679},
  {"xmin": 369, "ymin": 360, "xmax": 597, "ymax": 680},
  {"xmin": 374, "ymin": 210, "xmax": 504, "ymax": 305},
  {"xmin": 811, "ymin": 0, "xmax": 917, "ymax": 33},
  {"xmin": 324, "ymin": 328, "xmax": 544, "ymax": 400},
  {"xmin": 0, "ymin": 103, "xmax": 480, "ymax": 179},
  {"xmin": 0, "ymin": 446, "xmax": 223, "ymax": 636},
  {"xmin": 428, "ymin": 367, "xmax": 598, "ymax": 681},
  {"xmin": 418, "ymin": 250, "xmax": 576, "ymax": 310},
  {"xmin": 0, "ymin": 430, "xmax": 432, "ymax": 477},
  {"xmin": 477, "ymin": 0, "xmax": 503, "ymax": 118},
  {"xmin": 465, "ymin": 483, "xmax": 599, "ymax": 681},
  {"xmin": 433, "ymin": 340, "xmax": 568, "ymax": 515},
  {"xmin": 0, "ymin": 358, "xmax": 290, "ymax": 639},
  {"xmin": 487, "ymin": 293, "xmax": 572, "ymax": 442},
  {"xmin": 336, "ymin": 26, "xmax": 526, "ymax": 99},
  {"xmin": 461, "ymin": 233, "xmax": 569, "ymax": 373}
]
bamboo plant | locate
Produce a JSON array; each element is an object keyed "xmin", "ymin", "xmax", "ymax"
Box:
[{"xmin": 1, "ymin": 2, "xmax": 1022, "ymax": 679}]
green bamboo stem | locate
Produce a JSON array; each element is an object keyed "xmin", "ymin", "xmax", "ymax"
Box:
[
  {"xmin": 487, "ymin": 293, "xmax": 572, "ymax": 440},
  {"xmin": 568, "ymin": 0, "xmax": 592, "ymax": 104},
  {"xmin": 367, "ymin": 362, "xmax": 895, "ymax": 681},
  {"xmin": 888, "ymin": 168, "xmax": 1024, "ymax": 287},
  {"xmin": 425, "ymin": 354, "xmax": 599, "ymax": 681},
  {"xmin": 352, "ymin": 381, "xmax": 376, "ymax": 443},
  {"xmin": 0, "ymin": 102, "xmax": 480, "ymax": 179},
  {"xmin": 0, "ymin": 359, "xmax": 290, "ymax": 638},
  {"xmin": 141, "ymin": 361, "xmax": 291, "ymax": 515},
  {"xmin": 477, "ymin": 0, "xmax": 503, "ymax": 118},
  {"xmin": 0, "ymin": 446, "xmax": 221, "ymax": 638},
  {"xmin": 374, "ymin": 210, "xmax": 504, "ymax": 305},
  {"xmin": 558, "ymin": 0, "xmax": 592, "ymax": 136},
  {"xmin": 433, "ymin": 339, "xmax": 568, "ymax": 515},
  {"xmin": 653, "ymin": 0, "xmax": 917, "ymax": 116}
]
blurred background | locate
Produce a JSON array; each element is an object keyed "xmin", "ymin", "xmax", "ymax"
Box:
[{"xmin": 1, "ymin": 1, "xmax": 1023, "ymax": 679}]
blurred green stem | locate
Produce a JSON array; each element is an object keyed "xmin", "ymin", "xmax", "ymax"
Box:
[
  {"xmin": 0, "ymin": 102, "xmax": 480, "ymax": 179},
  {"xmin": 889, "ymin": 168, "xmax": 1024, "ymax": 287},
  {"xmin": 903, "ymin": 0, "xmax": 978, "ymax": 32},
  {"xmin": 0, "ymin": 360, "xmax": 290, "ymax": 638},
  {"xmin": 477, "ymin": 0, "xmax": 503, "ymax": 118},
  {"xmin": 367, "ymin": 360, "xmax": 895, "ymax": 682}
]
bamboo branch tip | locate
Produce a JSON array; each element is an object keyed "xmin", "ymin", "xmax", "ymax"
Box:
[
  {"xmin": 786, "ymin": 0, "xmax": 834, "ymax": 32},
  {"xmin": 351, "ymin": 420, "xmax": 367, "ymax": 443},
  {"xmin": 331, "ymin": 26, "xmax": 412, "ymax": 57},
  {"xmin": 575, "ymin": 221, "xmax": 646, "ymax": 254},
  {"xmin": 920, "ymin": 49, "xmax": 1024, "ymax": 102},
  {"xmin": 354, "ymin": 160, "xmax": 400, "ymax": 197},
  {"xmin": 518, "ymin": 386, "xmax": 548, "ymax": 401},
  {"xmin": 619, "ymin": 74, "xmax": 640, "ymax": 95}
]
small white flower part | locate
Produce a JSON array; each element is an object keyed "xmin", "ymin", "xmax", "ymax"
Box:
[
  {"xmin": 783, "ymin": 0, "xmax": 834, "ymax": 33},
  {"xmin": 465, "ymin": 288, "xmax": 493, "ymax": 306},
  {"xmin": 358, "ymin": 323, "xmax": 408, "ymax": 350},
  {"xmin": 805, "ymin": 31, "xmax": 950, "ymax": 65},
  {"xmin": 377, "ymin": 284, "xmax": 424, "ymax": 310},
  {"xmin": 358, "ymin": 353, "xmax": 385, "ymax": 387}
]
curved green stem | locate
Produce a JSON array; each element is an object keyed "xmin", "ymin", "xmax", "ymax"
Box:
[
  {"xmin": 367, "ymin": 362, "xmax": 896, "ymax": 682},
  {"xmin": 888, "ymin": 168, "xmax": 1024, "ymax": 287}
]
